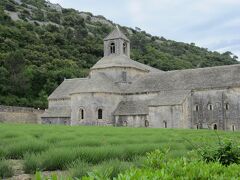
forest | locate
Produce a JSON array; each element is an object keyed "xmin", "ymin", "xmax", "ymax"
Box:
[{"xmin": 0, "ymin": 0, "xmax": 238, "ymax": 108}]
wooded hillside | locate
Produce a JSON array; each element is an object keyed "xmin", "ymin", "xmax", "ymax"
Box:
[{"xmin": 0, "ymin": 0, "xmax": 238, "ymax": 108}]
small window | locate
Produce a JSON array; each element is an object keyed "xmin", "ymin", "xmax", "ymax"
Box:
[
  {"xmin": 195, "ymin": 104, "xmax": 199, "ymax": 112},
  {"xmin": 145, "ymin": 120, "xmax": 149, "ymax": 127},
  {"xmin": 225, "ymin": 103, "xmax": 229, "ymax": 110},
  {"xmin": 163, "ymin": 121, "xmax": 167, "ymax": 128},
  {"xmin": 110, "ymin": 43, "xmax": 115, "ymax": 54},
  {"xmin": 79, "ymin": 109, "xmax": 84, "ymax": 120},
  {"xmin": 98, "ymin": 109, "xmax": 103, "ymax": 119},
  {"xmin": 123, "ymin": 42, "xmax": 127, "ymax": 54},
  {"xmin": 207, "ymin": 104, "xmax": 213, "ymax": 111},
  {"xmin": 122, "ymin": 71, "xmax": 127, "ymax": 82}
]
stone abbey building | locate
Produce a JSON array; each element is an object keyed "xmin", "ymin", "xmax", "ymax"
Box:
[{"xmin": 42, "ymin": 27, "xmax": 240, "ymax": 131}]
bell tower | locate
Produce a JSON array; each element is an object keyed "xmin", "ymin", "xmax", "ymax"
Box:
[{"xmin": 103, "ymin": 26, "xmax": 130, "ymax": 57}]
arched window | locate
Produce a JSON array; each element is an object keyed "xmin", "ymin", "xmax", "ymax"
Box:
[
  {"xmin": 194, "ymin": 104, "xmax": 199, "ymax": 112},
  {"xmin": 207, "ymin": 104, "xmax": 213, "ymax": 111},
  {"xmin": 79, "ymin": 108, "xmax": 84, "ymax": 120},
  {"xmin": 225, "ymin": 103, "xmax": 229, "ymax": 110},
  {"xmin": 145, "ymin": 120, "xmax": 149, "ymax": 127},
  {"xmin": 98, "ymin": 108, "xmax": 103, "ymax": 119},
  {"xmin": 213, "ymin": 124, "xmax": 218, "ymax": 130},
  {"xmin": 110, "ymin": 43, "xmax": 115, "ymax": 54},
  {"xmin": 123, "ymin": 42, "xmax": 127, "ymax": 54},
  {"xmin": 163, "ymin": 121, "xmax": 167, "ymax": 128}
]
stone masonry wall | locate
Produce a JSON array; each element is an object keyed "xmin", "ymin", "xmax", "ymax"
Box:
[{"xmin": 0, "ymin": 105, "xmax": 44, "ymax": 124}]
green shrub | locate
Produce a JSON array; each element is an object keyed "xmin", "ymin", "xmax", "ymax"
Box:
[
  {"xmin": 5, "ymin": 140, "xmax": 49, "ymax": 159},
  {"xmin": 0, "ymin": 148, "xmax": 6, "ymax": 160},
  {"xmin": 40, "ymin": 148, "xmax": 77, "ymax": 171},
  {"xmin": 201, "ymin": 139, "xmax": 240, "ymax": 166},
  {"xmin": 116, "ymin": 159, "xmax": 240, "ymax": 179},
  {"xmin": 35, "ymin": 171, "xmax": 74, "ymax": 180},
  {"xmin": 5, "ymin": 3, "xmax": 16, "ymax": 12},
  {"xmin": 68, "ymin": 160, "xmax": 91, "ymax": 178},
  {"xmin": 23, "ymin": 153, "xmax": 42, "ymax": 174},
  {"xmin": 0, "ymin": 159, "xmax": 13, "ymax": 178},
  {"xmin": 145, "ymin": 149, "xmax": 169, "ymax": 169},
  {"xmin": 89, "ymin": 159, "xmax": 133, "ymax": 179}
]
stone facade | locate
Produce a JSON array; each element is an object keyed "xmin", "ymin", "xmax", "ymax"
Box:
[
  {"xmin": 0, "ymin": 105, "xmax": 43, "ymax": 124},
  {"xmin": 42, "ymin": 27, "xmax": 240, "ymax": 131}
]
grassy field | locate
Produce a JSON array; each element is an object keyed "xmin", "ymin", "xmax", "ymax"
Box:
[{"xmin": 0, "ymin": 124, "xmax": 240, "ymax": 179}]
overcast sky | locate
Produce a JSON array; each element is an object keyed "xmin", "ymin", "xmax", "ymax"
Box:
[{"xmin": 49, "ymin": 0, "xmax": 240, "ymax": 59}]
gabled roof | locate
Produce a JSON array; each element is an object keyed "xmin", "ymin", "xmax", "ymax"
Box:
[
  {"xmin": 49, "ymin": 73, "xmax": 122, "ymax": 99},
  {"xmin": 149, "ymin": 90, "xmax": 190, "ymax": 106},
  {"xmin": 91, "ymin": 55, "xmax": 162, "ymax": 73},
  {"xmin": 128, "ymin": 64, "xmax": 240, "ymax": 93},
  {"xmin": 48, "ymin": 78, "xmax": 81, "ymax": 100},
  {"xmin": 104, "ymin": 26, "xmax": 130, "ymax": 41},
  {"xmin": 114, "ymin": 100, "xmax": 149, "ymax": 115},
  {"xmin": 70, "ymin": 73, "xmax": 122, "ymax": 94}
]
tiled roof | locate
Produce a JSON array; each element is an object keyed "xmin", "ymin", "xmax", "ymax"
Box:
[
  {"xmin": 114, "ymin": 100, "xmax": 149, "ymax": 115},
  {"xmin": 104, "ymin": 26, "xmax": 129, "ymax": 41}
]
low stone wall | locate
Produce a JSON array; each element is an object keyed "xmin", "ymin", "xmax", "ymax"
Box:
[{"xmin": 0, "ymin": 105, "xmax": 44, "ymax": 124}]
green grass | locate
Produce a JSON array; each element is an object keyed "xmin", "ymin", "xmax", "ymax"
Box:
[
  {"xmin": 0, "ymin": 123, "xmax": 240, "ymax": 179},
  {"xmin": 0, "ymin": 159, "xmax": 13, "ymax": 178}
]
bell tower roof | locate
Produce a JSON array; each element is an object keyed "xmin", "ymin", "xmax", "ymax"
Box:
[{"xmin": 104, "ymin": 26, "xmax": 129, "ymax": 42}]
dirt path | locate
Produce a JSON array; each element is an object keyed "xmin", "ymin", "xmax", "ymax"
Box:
[
  {"xmin": 5, "ymin": 160, "xmax": 69, "ymax": 180},
  {"xmin": 6, "ymin": 160, "xmax": 32, "ymax": 180}
]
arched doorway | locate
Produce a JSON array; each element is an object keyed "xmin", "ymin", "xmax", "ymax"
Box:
[
  {"xmin": 213, "ymin": 124, "xmax": 217, "ymax": 130},
  {"xmin": 97, "ymin": 108, "xmax": 103, "ymax": 120},
  {"xmin": 232, "ymin": 125, "xmax": 235, "ymax": 132},
  {"xmin": 163, "ymin": 121, "xmax": 167, "ymax": 128},
  {"xmin": 145, "ymin": 120, "xmax": 149, "ymax": 128}
]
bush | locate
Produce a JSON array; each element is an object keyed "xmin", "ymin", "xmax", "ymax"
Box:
[
  {"xmin": 0, "ymin": 159, "xmax": 13, "ymax": 178},
  {"xmin": 0, "ymin": 148, "xmax": 6, "ymax": 160},
  {"xmin": 88, "ymin": 159, "xmax": 132, "ymax": 179},
  {"xmin": 145, "ymin": 149, "xmax": 169, "ymax": 169},
  {"xmin": 5, "ymin": 140, "xmax": 49, "ymax": 159},
  {"xmin": 5, "ymin": 3, "xmax": 16, "ymax": 12},
  {"xmin": 40, "ymin": 148, "xmax": 77, "ymax": 171},
  {"xmin": 201, "ymin": 139, "xmax": 240, "ymax": 166},
  {"xmin": 23, "ymin": 153, "xmax": 41, "ymax": 174},
  {"xmin": 34, "ymin": 172, "xmax": 72, "ymax": 180},
  {"xmin": 116, "ymin": 157, "xmax": 240, "ymax": 179},
  {"xmin": 68, "ymin": 160, "xmax": 91, "ymax": 178}
]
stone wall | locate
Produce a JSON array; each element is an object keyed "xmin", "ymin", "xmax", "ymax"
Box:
[
  {"xmin": 0, "ymin": 105, "xmax": 44, "ymax": 124},
  {"xmin": 148, "ymin": 105, "xmax": 183, "ymax": 128},
  {"xmin": 191, "ymin": 88, "xmax": 240, "ymax": 131},
  {"xmin": 70, "ymin": 92, "xmax": 123, "ymax": 125},
  {"xmin": 114, "ymin": 115, "xmax": 147, "ymax": 127}
]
